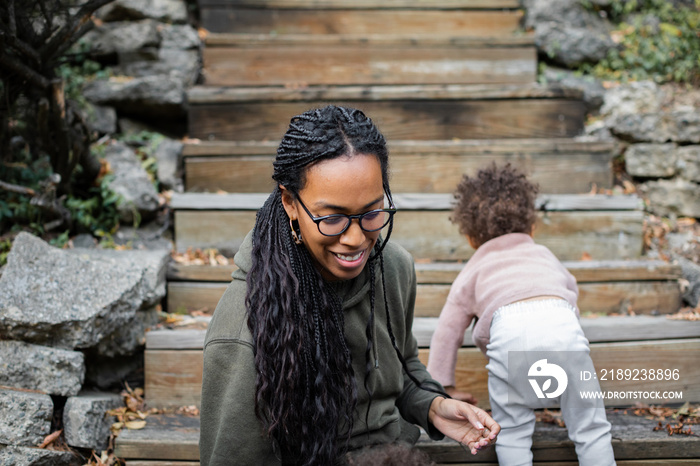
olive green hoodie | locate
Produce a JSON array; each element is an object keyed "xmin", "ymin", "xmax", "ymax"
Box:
[{"xmin": 199, "ymin": 231, "xmax": 445, "ymax": 465}]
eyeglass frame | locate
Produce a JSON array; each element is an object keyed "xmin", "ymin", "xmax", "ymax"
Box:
[{"xmin": 295, "ymin": 192, "xmax": 396, "ymax": 237}]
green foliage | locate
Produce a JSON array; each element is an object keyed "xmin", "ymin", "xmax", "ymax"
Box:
[
  {"xmin": 118, "ymin": 131, "xmax": 165, "ymax": 189},
  {"xmin": 581, "ymin": 0, "xmax": 700, "ymax": 83},
  {"xmin": 0, "ymin": 237, "xmax": 12, "ymax": 267},
  {"xmin": 57, "ymin": 58, "xmax": 111, "ymax": 106}
]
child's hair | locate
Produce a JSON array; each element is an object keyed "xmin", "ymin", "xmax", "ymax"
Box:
[{"xmin": 451, "ymin": 163, "xmax": 539, "ymax": 249}]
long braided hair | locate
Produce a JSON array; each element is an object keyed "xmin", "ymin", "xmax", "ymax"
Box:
[{"xmin": 246, "ymin": 106, "xmax": 428, "ymax": 465}]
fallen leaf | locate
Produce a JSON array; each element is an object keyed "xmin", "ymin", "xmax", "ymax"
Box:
[
  {"xmin": 125, "ymin": 420, "xmax": 147, "ymax": 430},
  {"xmin": 39, "ymin": 430, "xmax": 62, "ymax": 449}
]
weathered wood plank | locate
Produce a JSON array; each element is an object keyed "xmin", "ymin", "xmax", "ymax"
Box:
[
  {"xmin": 171, "ymin": 192, "xmax": 641, "ymax": 211},
  {"xmin": 167, "ymin": 259, "xmax": 682, "ymax": 283},
  {"xmin": 144, "ymin": 350, "xmax": 203, "ymax": 410},
  {"xmin": 414, "ymin": 260, "xmax": 683, "ymax": 284},
  {"xmin": 142, "ymin": 339, "xmax": 700, "ymax": 409},
  {"xmin": 147, "ymin": 315, "xmax": 700, "ymax": 350},
  {"xmin": 167, "ymin": 279, "xmax": 680, "ymax": 320},
  {"xmin": 205, "ymin": 34, "xmax": 535, "ymax": 47},
  {"xmin": 415, "ymin": 281, "xmax": 681, "ymax": 317},
  {"xmin": 181, "ymin": 139, "xmax": 617, "ymax": 157},
  {"xmin": 200, "ymin": 9, "xmax": 524, "ymax": 36},
  {"xmin": 198, "ymin": 0, "xmax": 522, "ymax": 9},
  {"xmin": 189, "ymin": 99, "xmax": 586, "ymax": 141},
  {"xmin": 116, "ymin": 411, "xmax": 700, "ymax": 463},
  {"xmin": 187, "ymin": 83, "xmax": 584, "ymax": 103},
  {"xmin": 174, "ymin": 210, "xmax": 644, "ymax": 260},
  {"xmin": 184, "ymin": 152, "xmax": 613, "ymax": 194}
]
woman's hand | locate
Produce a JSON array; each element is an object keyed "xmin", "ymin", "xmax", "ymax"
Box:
[
  {"xmin": 428, "ymin": 397, "xmax": 500, "ymax": 455},
  {"xmin": 444, "ymin": 386, "xmax": 477, "ymax": 405}
]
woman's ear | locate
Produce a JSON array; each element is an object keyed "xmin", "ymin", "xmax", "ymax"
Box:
[{"xmin": 279, "ymin": 185, "xmax": 297, "ymax": 220}]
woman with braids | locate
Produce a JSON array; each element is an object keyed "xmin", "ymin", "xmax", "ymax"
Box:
[{"xmin": 199, "ymin": 105, "xmax": 499, "ymax": 466}]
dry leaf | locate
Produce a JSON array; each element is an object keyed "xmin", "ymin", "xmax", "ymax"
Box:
[
  {"xmin": 39, "ymin": 430, "xmax": 62, "ymax": 449},
  {"xmin": 125, "ymin": 420, "xmax": 147, "ymax": 430}
]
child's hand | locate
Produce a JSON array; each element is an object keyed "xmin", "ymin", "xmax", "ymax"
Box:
[
  {"xmin": 428, "ymin": 397, "xmax": 500, "ymax": 455},
  {"xmin": 444, "ymin": 386, "xmax": 478, "ymax": 405}
]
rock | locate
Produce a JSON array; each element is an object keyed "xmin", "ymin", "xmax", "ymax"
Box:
[
  {"xmin": 0, "ymin": 232, "xmax": 144, "ymax": 349},
  {"xmin": 80, "ymin": 20, "xmax": 161, "ymax": 57},
  {"xmin": 83, "ymin": 73, "xmax": 186, "ymax": 118},
  {"xmin": 677, "ymin": 146, "xmax": 700, "ymax": 182},
  {"xmin": 542, "ymin": 67, "xmax": 605, "ymax": 111},
  {"xmin": 69, "ymin": 248, "xmax": 170, "ymax": 308},
  {"xmin": 641, "ymin": 178, "xmax": 700, "ymax": 218},
  {"xmin": 117, "ymin": 49, "xmax": 200, "ymax": 87},
  {"xmin": 102, "ymin": 142, "xmax": 160, "ymax": 224},
  {"xmin": 625, "ymin": 143, "xmax": 678, "ymax": 178},
  {"xmin": 71, "ymin": 233, "xmax": 98, "ymax": 249},
  {"xmin": 113, "ymin": 223, "xmax": 174, "ymax": 251},
  {"xmin": 599, "ymin": 81, "xmax": 665, "ymax": 119},
  {"xmin": 612, "ymin": 112, "xmax": 700, "ymax": 143},
  {"xmin": 154, "ymin": 138, "xmax": 184, "ymax": 191},
  {"xmin": 675, "ymin": 256, "xmax": 700, "ymax": 308},
  {"xmin": 118, "ymin": 117, "xmax": 159, "ymax": 136},
  {"xmin": 0, "ymin": 388, "xmax": 53, "ymax": 446},
  {"xmin": 0, "ymin": 445, "xmax": 79, "ymax": 466},
  {"xmin": 535, "ymin": 21, "xmax": 616, "ymax": 67},
  {"xmin": 63, "ymin": 391, "xmax": 123, "ymax": 450},
  {"xmin": 98, "ymin": 0, "xmax": 188, "ymax": 23},
  {"xmin": 0, "ymin": 341, "xmax": 84, "ymax": 396},
  {"xmin": 160, "ymin": 24, "xmax": 201, "ymax": 50},
  {"xmin": 95, "ymin": 306, "xmax": 160, "ymax": 357},
  {"xmin": 79, "ymin": 103, "xmax": 118, "ymax": 135},
  {"xmin": 524, "ymin": 0, "xmax": 610, "ymax": 30}
]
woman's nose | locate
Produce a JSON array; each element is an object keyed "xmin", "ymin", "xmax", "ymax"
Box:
[{"xmin": 339, "ymin": 219, "xmax": 365, "ymax": 247}]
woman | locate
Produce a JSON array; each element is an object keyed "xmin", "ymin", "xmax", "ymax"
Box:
[{"xmin": 199, "ymin": 106, "xmax": 499, "ymax": 466}]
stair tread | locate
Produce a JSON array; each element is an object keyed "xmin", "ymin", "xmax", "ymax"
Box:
[
  {"xmin": 198, "ymin": 0, "xmax": 522, "ymax": 9},
  {"xmin": 170, "ymin": 192, "xmax": 643, "ymax": 211},
  {"xmin": 167, "ymin": 259, "xmax": 682, "ymax": 283},
  {"xmin": 145, "ymin": 315, "xmax": 700, "ymax": 350},
  {"xmin": 182, "ymin": 139, "xmax": 617, "ymax": 157},
  {"xmin": 187, "ymin": 83, "xmax": 584, "ymax": 103},
  {"xmin": 114, "ymin": 411, "xmax": 700, "ymax": 462},
  {"xmin": 205, "ymin": 33, "xmax": 535, "ymax": 47}
]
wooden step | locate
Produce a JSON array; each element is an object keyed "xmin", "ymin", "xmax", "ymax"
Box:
[
  {"xmin": 187, "ymin": 84, "xmax": 586, "ymax": 141},
  {"xmin": 115, "ymin": 411, "xmax": 700, "ymax": 464},
  {"xmin": 182, "ymin": 139, "xmax": 616, "ymax": 194},
  {"xmin": 198, "ymin": 0, "xmax": 522, "ymax": 10},
  {"xmin": 166, "ymin": 259, "xmax": 683, "ymax": 316},
  {"xmin": 201, "ymin": 8, "xmax": 524, "ymax": 36},
  {"xmin": 171, "ymin": 193, "xmax": 644, "ymax": 261},
  {"xmin": 143, "ymin": 330, "xmax": 700, "ymax": 409},
  {"xmin": 202, "ymin": 34, "xmax": 536, "ymax": 86}
]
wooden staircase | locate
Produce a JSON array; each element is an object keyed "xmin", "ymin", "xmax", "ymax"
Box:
[{"xmin": 116, "ymin": 0, "xmax": 700, "ymax": 464}]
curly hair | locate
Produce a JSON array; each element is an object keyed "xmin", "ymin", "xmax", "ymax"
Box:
[
  {"xmin": 246, "ymin": 106, "xmax": 432, "ymax": 466},
  {"xmin": 451, "ymin": 163, "xmax": 539, "ymax": 249}
]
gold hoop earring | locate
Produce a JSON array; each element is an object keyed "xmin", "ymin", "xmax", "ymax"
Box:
[{"xmin": 290, "ymin": 219, "xmax": 303, "ymax": 245}]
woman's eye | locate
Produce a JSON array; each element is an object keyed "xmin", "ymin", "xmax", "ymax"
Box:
[
  {"xmin": 363, "ymin": 211, "xmax": 381, "ymax": 221},
  {"xmin": 322, "ymin": 216, "xmax": 346, "ymax": 225}
]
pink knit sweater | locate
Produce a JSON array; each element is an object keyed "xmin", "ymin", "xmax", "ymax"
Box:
[{"xmin": 426, "ymin": 233, "xmax": 579, "ymax": 387}]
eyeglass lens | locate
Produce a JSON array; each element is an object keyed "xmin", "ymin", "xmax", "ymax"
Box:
[{"xmin": 319, "ymin": 210, "xmax": 391, "ymax": 236}]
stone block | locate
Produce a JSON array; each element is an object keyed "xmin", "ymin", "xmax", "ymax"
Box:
[
  {"xmin": 0, "ymin": 388, "xmax": 53, "ymax": 447},
  {"xmin": 625, "ymin": 143, "xmax": 677, "ymax": 178},
  {"xmin": 63, "ymin": 391, "xmax": 123, "ymax": 450},
  {"xmin": 0, "ymin": 341, "xmax": 84, "ymax": 396},
  {"xmin": 0, "ymin": 445, "xmax": 79, "ymax": 466},
  {"xmin": 641, "ymin": 178, "xmax": 700, "ymax": 218}
]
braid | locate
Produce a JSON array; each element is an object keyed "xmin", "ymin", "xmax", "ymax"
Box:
[{"xmin": 247, "ymin": 106, "xmax": 436, "ymax": 466}]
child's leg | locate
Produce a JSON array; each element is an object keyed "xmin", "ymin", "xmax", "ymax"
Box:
[
  {"xmin": 560, "ymin": 401, "xmax": 615, "ymax": 466},
  {"xmin": 488, "ymin": 368, "xmax": 537, "ymax": 466}
]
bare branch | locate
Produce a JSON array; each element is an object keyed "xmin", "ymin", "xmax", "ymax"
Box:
[
  {"xmin": 39, "ymin": 0, "xmax": 114, "ymax": 63},
  {"xmin": 54, "ymin": 21, "xmax": 95, "ymax": 59},
  {"xmin": 0, "ymin": 180, "xmax": 36, "ymax": 196},
  {"xmin": 0, "ymin": 29, "xmax": 42, "ymax": 66},
  {"xmin": 0, "ymin": 52, "xmax": 50, "ymax": 90}
]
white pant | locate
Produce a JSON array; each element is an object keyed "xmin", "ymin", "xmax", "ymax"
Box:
[{"xmin": 485, "ymin": 299, "xmax": 616, "ymax": 466}]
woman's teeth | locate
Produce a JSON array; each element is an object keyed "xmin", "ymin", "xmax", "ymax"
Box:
[{"xmin": 335, "ymin": 251, "xmax": 363, "ymax": 262}]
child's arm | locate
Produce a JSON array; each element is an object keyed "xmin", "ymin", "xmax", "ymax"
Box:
[{"xmin": 426, "ymin": 293, "xmax": 475, "ymax": 389}]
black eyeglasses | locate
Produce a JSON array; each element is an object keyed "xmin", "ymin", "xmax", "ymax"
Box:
[{"xmin": 296, "ymin": 195, "xmax": 396, "ymax": 237}]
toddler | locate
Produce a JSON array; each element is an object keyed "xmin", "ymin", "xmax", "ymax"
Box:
[{"xmin": 427, "ymin": 163, "xmax": 615, "ymax": 466}]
